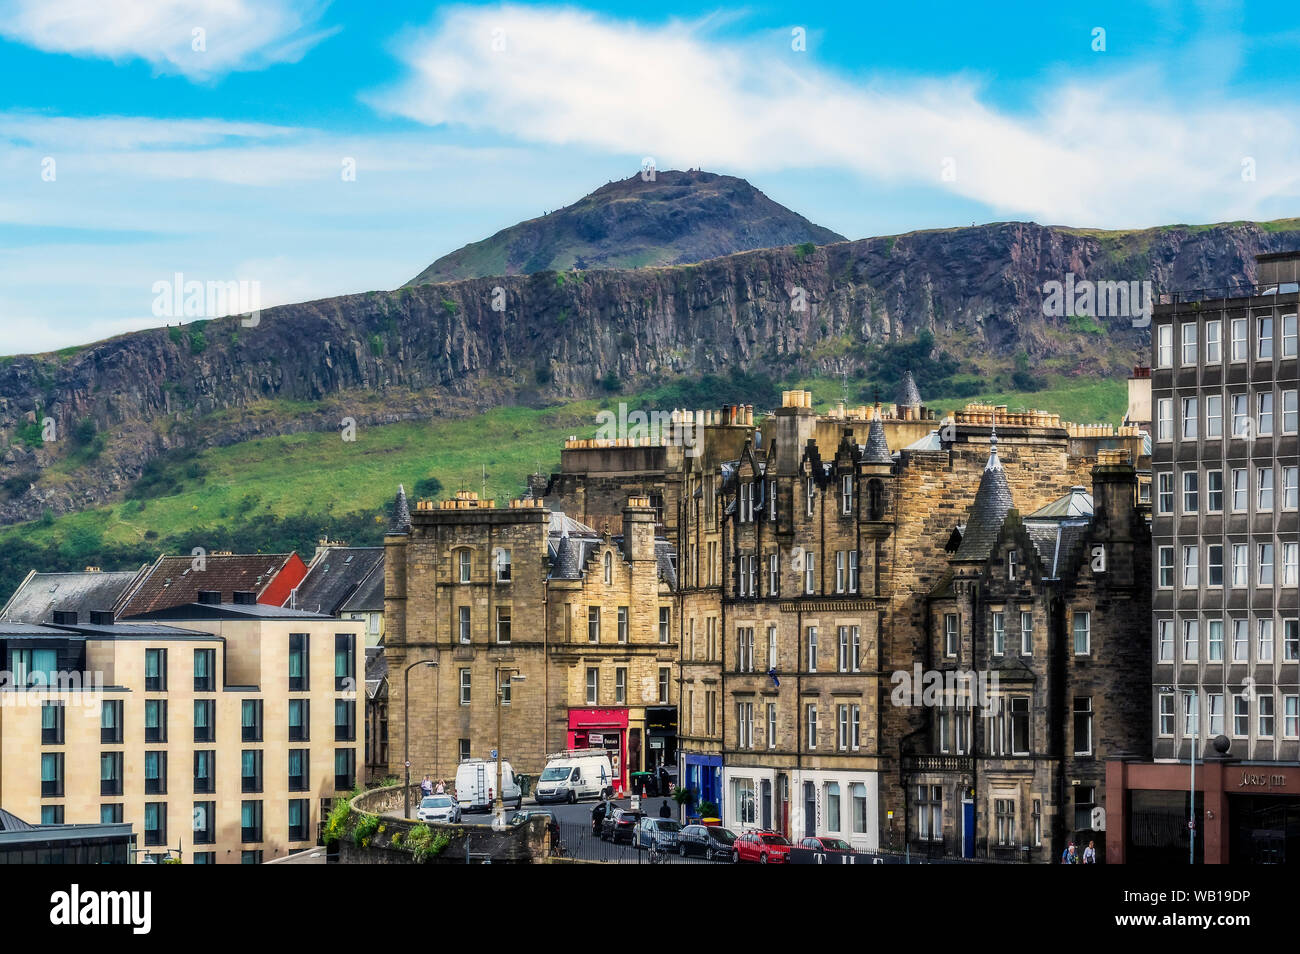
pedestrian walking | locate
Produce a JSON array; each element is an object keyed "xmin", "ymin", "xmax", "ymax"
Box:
[
  {"xmin": 1083, "ymin": 840, "xmax": 1097, "ymax": 864},
  {"xmin": 659, "ymin": 798, "xmax": 672, "ymax": 819},
  {"xmin": 1061, "ymin": 842, "xmax": 1077, "ymax": 864}
]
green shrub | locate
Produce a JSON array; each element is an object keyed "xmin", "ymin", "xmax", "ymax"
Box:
[
  {"xmin": 794, "ymin": 241, "xmax": 816, "ymax": 261},
  {"xmin": 188, "ymin": 330, "xmax": 207, "ymax": 354},
  {"xmin": 16, "ymin": 421, "xmax": 44, "ymax": 450},
  {"xmin": 369, "ymin": 333, "xmax": 384, "ymax": 357},
  {"xmin": 168, "ymin": 326, "xmax": 184, "ymax": 346},
  {"xmin": 323, "ymin": 797, "xmax": 353, "ymax": 846},
  {"xmin": 352, "ymin": 812, "xmax": 381, "ymax": 848},
  {"xmin": 441, "ymin": 299, "xmax": 458, "ymax": 316}
]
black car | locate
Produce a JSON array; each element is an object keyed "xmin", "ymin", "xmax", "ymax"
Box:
[
  {"xmin": 677, "ymin": 824, "xmax": 737, "ymax": 861},
  {"xmin": 601, "ymin": 809, "xmax": 646, "ymax": 844}
]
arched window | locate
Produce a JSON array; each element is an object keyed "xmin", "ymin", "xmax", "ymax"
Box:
[
  {"xmin": 868, "ymin": 479, "xmax": 886, "ymax": 521},
  {"xmin": 603, "ymin": 551, "xmax": 613, "ymax": 584}
]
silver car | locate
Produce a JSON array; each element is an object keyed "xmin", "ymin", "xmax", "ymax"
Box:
[{"xmin": 416, "ymin": 794, "xmax": 460, "ymax": 824}]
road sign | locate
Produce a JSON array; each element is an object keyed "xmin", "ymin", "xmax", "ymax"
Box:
[
  {"xmin": 405, "ymin": 760, "xmax": 411, "ymax": 768},
  {"xmin": 490, "ymin": 749, "xmax": 498, "ymax": 760}
]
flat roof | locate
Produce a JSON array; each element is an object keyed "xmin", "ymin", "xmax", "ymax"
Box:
[{"xmin": 127, "ymin": 602, "xmax": 339, "ymax": 622}]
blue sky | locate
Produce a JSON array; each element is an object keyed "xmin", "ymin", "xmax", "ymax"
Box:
[{"xmin": 1, "ymin": 0, "xmax": 1298, "ymax": 353}]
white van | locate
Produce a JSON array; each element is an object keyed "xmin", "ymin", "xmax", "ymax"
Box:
[
  {"xmin": 455, "ymin": 759, "xmax": 522, "ymax": 813},
  {"xmin": 534, "ymin": 750, "xmax": 617, "ymax": 804}
]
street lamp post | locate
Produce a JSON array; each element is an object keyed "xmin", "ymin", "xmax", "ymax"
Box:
[
  {"xmin": 494, "ymin": 667, "xmax": 526, "ymax": 828},
  {"xmin": 404, "ymin": 659, "xmax": 439, "ymax": 819}
]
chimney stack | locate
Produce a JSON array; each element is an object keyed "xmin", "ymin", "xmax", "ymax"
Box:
[{"xmin": 621, "ymin": 495, "xmax": 656, "ymax": 563}]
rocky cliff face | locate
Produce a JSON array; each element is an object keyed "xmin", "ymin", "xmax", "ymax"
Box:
[{"xmin": 2, "ymin": 217, "xmax": 1297, "ymax": 523}]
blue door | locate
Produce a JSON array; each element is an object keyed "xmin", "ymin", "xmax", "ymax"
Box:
[{"xmin": 962, "ymin": 798, "xmax": 975, "ymax": 858}]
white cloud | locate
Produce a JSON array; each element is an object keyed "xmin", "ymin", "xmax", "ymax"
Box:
[
  {"xmin": 0, "ymin": 0, "xmax": 337, "ymax": 79},
  {"xmin": 371, "ymin": 3, "xmax": 1300, "ymax": 227}
]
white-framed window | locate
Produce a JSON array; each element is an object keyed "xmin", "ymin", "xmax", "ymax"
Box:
[
  {"xmin": 1283, "ymin": 312, "xmax": 1298, "ymax": 357},
  {"xmin": 1286, "ymin": 391, "xmax": 1300, "ymax": 435},
  {"xmin": 1158, "ymin": 693, "xmax": 1174, "ymax": 735},
  {"xmin": 837, "ymin": 626, "xmax": 850, "ymax": 672},
  {"xmin": 806, "ymin": 704, "xmax": 818, "ymax": 749},
  {"xmin": 1157, "ymin": 398, "xmax": 1173, "ymax": 441},
  {"xmin": 1158, "ymin": 619, "xmax": 1173, "ymax": 662},
  {"xmin": 495, "ymin": 605, "xmax": 511, "ymax": 643},
  {"xmin": 767, "ymin": 625, "xmax": 778, "ymax": 670},
  {"xmin": 1007, "ymin": 549, "xmax": 1018, "ymax": 581},
  {"xmin": 1073, "ymin": 696, "xmax": 1093, "ymax": 755},
  {"xmin": 1206, "ymin": 395, "xmax": 1223, "ymax": 439},
  {"xmin": 1258, "ymin": 466, "xmax": 1274, "ymax": 510},
  {"xmin": 737, "ymin": 626, "xmax": 754, "ymax": 673},
  {"xmin": 1258, "ymin": 693, "xmax": 1274, "ymax": 738},
  {"xmin": 617, "ymin": 606, "xmax": 629, "ymax": 643},
  {"xmin": 585, "ymin": 667, "xmax": 598, "ymax": 705},
  {"xmin": 1182, "ymin": 470, "xmax": 1198, "ymax": 513},
  {"xmin": 1033, "ymin": 799, "xmax": 1043, "ymax": 848},
  {"xmin": 459, "ymin": 668, "xmax": 472, "ymax": 705},
  {"xmin": 848, "ymin": 550, "xmax": 858, "ymax": 593},
  {"xmin": 1072, "ymin": 611, "xmax": 1090, "ymax": 655},
  {"xmin": 1208, "ymin": 693, "xmax": 1224, "ymax": 736},
  {"xmin": 1284, "ymin": 619, "xmax": 1299, "ymax": 662},
  {"xmin": 767, "ymin": 703, "xmax": 777, "ymax": 748},
  {"xmin": 658, "ymin": 667, "xmax": 670, "ymax": 704},
  {"xmin": 615, "ymin": 667, "xmax": 627, "ymax": 705},
  {"xmin": 495, "ymin": 548, "xmax": 511, "ymax": 583},
  {"xmin": 1182, "ymin": 618, "xmax": 1199, "ymax": 662},
  {"xmin": 1181, "ymin": 397, "xmax": 1198, "ymax": 439},
  {"xmin": 459, "ymin": 605, "xmax": 471, "ymax": 644},
  {"xmin": 1259, "ymin": 543, "xmax": 1274, "ymax": 586},
  {"xmin": 806, "ymin": 626, "xmax": 818, "ymax": 672},
  {"xmin": 1205, "ymin": 318, "xmax": 1222, "ymax": 363},
  {"xmin": 851, "ymin": 704, "xmax": 861, "ymax": 750},
  {"xmin": 659, "ymin": 606, "xmax": 670, "ymax": 644},
  {"xmin": 588, "ymin": 606, "xmax": 600, "ymax": 643},
  {"xmin": 768, "ymin": 552, "xmax": 779, "ymax": 595},
  {"xmin": 1232, "ymin": 618, "xmax": 1249, "ymax": 662},
  {"xmin": 1208, "ymin": 544, "xmax": 1224, "ymax": 587},
  {"xmin": 1285, "ymin": 544, "xmax": 1299, "ymax": 587},
  {"xmin": 1182, "ymin": 545, "xmax": 1198, "ymax": 587},
  {"xmin": 918, "ymin": 785, "xmax": 942, "ymax": 842},
  {"xmin": 1231, "ymin": 468, "xmax": 1248, "ymax": 512},
  {"xmin": 806, "ymin": 477, "xmax": 815, "ymax": 516},
  {"xmin": 1284, "ymin": 694, "xmax": 1300, "ymax": 739},
  {"xmin": 1285, "ymin": 467, "xmax": 1299, "ymax": 510},
  {"xmin": 1181, "ymin": 321, "xmax": 1198, "ymax": 365},
  {"xmin": 804, "ymin": 552, "xmax": 816, "ymax": 594},
  {"xmin": 1258, "ymin": 315, "xmax": 1274, "ymax": 359},
  {"xmin": 1183, "ymin": 690, "xmax": 1199, "ymax": 738},
  {"xmin": 603, "ymin": 551, "xmax": 612, "ymax": 584},
  {"xmin": 1157, "ymin": 323, "xmax": 1173, "ymax": 367},
  {"xmin": 1230, "ymin": 317, "xmax": 1247, "ymax": 362},
  {"xmin": 1231, "ymin": 394, "xmax": 1249, "ymax": 437},
  {"xmin": 1208, "ymin": 618, "xmax": 1224, "ymax": 661},
  {"xmin": 1233, "ymin": 693, "xmax": 1249, "ymax": 737},
  {"xmin": 1232, "ymin": 544, "xmax": 1248, "ymax": 587},
  {"xmin": 1207, "ymin": 469, "xmax": 1223, "ymax": 512},
  {"xmin": 1258, "ymin": 618, "xmax": 1274, "ymax": 662},
  {"xmin": 736, "ymin": 702, "xmax": 753, "ymax": 749},
  {"xmin": 1258, "ymin": 392, "xmax": 1274, "ymax": 436},
  {"xmin": 1158, "ymin": 546, "xmax": 1174, "ymax": 587},
  {"xmin": 992, "ymin": 611, "xmax": 1005, "ymax": 656},
  {"xmin": 944, "ymin": 613, "xmax": 958, "ymax": 657},
  {"xmin": 837, "ymin": 705, "xmax": 850, "ymax": 751},
  {"xmin": 841, "ymin": 474, "xmax": 853, "ymax": 514},
  {"xmin": 1157, "ymin": 472, "xmax": 1173, "ymax": 514},
  {"xmin": 1017, "ymin": 611, "xmax": 1032, "ymax": 655},
  {"xmin": 458, "ymin": 549, "xmax": 472, "ymax": 583},
  {"xmin": 768, "ymin": 479, "xmax": 777, "ymax": 520},
  {"xmin": 835, "ymin": 551, "xmax": 846, "ymax": 593}
]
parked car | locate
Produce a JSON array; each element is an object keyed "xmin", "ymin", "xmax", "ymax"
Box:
[
  {"xmin": 799, "ymin": 836, "xmax": 853, "ymax": 853},
  {"xmin": 601, "ymin": 808, "xmax": 645, "ymax": 844},
  {"xmin": 416, "ymin": 795, "xmax": 461, "ymax": 824},
  {"xmin": 678, "ymin": 824, "xmax": 736, "ymax": 860},
  {"xmin": 732, "ymin": 830, "xmax": 792, "ymax": 864},
  {"xmin": 508, "ymin": 808, "xmax": 559, "ymax": 828},
  {"xmin": 635, "ymin": 817, "xmax": 682, "ymax": 851}
]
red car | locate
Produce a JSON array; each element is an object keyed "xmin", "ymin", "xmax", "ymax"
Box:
[{"xmin": 732, "ymin": 829, "xmax": 792, "ymax": 864}]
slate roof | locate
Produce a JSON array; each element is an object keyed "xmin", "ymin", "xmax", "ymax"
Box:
[
  {"xmin": 127, "ymin": 602, "xmax": 334, "ymax": 622},
  {"xmin": 863, "ymin": 417, "xmax": 892, "ymax": 464},
  {"xmin": 365, "ymin": 647, "xmax": 388, "ymax": 700},
  {"xmin": 290, "ymin": 547, "xmax": 384, "ymax": 615},
  {"xmin": 0, "ymin": 809, "xmax": 35, "ymax": 832},
  {"xmin": 340, "ymin": 559, "xmax": 385, "ymax": 614},
  {"xmin": 116, "ymin": 554, "xmax": 297, "ymax": 618},
  {"xmin": 0, "ymin": 621, "xmax": 68, "ymax": 636},
  {"xmin": 388, "ymin": 485, "xmax": 411, "ymax": 534},
  {"xmin": 655, "ymin": 541, "xmax": 678, "ymax": 589},
  {"xmin": 895, "ymin": 370, "xmax": 923, "ymax": 408},
  {"xmin": 2, "ymin": 569, "xmax": 145, "ymax": 625},
  {"xmin": 904, "ymin": 430, "xmax": 944, "ymax": 451},
  {"xmin": 1028, "ymin": 487, "xmax": 1094, "ymax": 519},
  {"xmin": 1024, "ymin": 489, "xmax": 1095, "ymax": 578},
  {"xmin": 548, "ymin": 511, "xmax": 598, "ymax": 537},
  {"xmin": 952, "ymin": 436, "xmax": 1016, "ymax": 562}
]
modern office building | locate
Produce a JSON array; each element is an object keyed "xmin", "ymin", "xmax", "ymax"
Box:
[{"xmin": 1109, "ymin": 250, "xmax": 1299, "ymax": 863}]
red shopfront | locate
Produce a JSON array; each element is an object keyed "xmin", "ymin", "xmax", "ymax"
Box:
[{"xmin": 569, "ymin": 709, "xmax": 629, "ymax": 790}]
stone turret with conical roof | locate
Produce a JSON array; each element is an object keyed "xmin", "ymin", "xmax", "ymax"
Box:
[
  {"xmin": 895, "ymin": 369, "xmax": 923, "ymax": 410},
  {"xmin": 864, "ymin": 413, "xmax": 892, "ymax": 465},
  {"xmin": 387, "ymin": 484, "xmax": 411, "ymax": 535},
  {"xmin": 953, "ymin": 428, "xmax": 1015, "ymax": 562}
]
